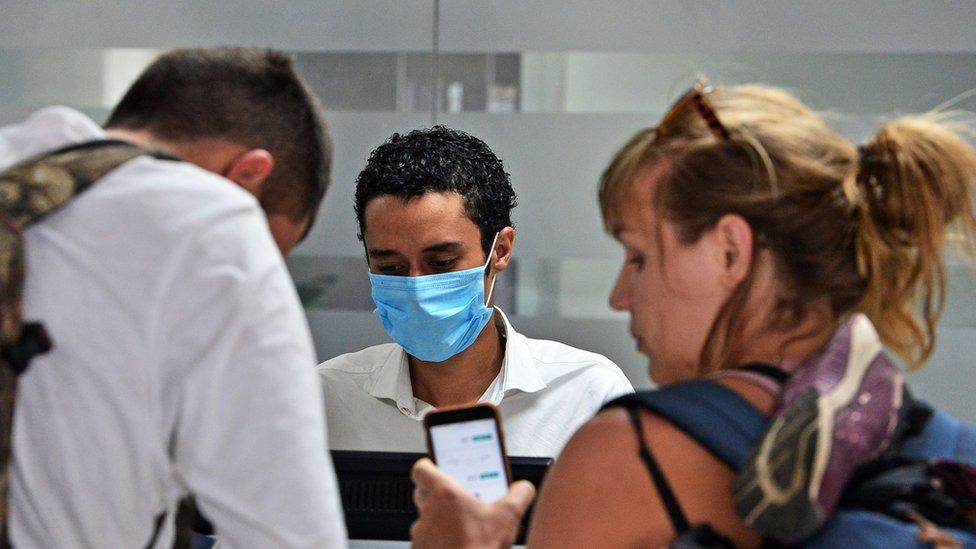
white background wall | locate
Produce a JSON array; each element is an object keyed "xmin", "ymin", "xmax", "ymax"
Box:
[{"xmin": 0, "ymin": 2, "xmax": 973, "ymax": 424}]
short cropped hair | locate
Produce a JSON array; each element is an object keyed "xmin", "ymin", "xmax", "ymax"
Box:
[
  {"xmin": 354, "ymin": 126, "xmax": 517, "ymax": 256},
  {"xmin": 106, "ymin": 47, "xmax": 331, "ymax": 222}
]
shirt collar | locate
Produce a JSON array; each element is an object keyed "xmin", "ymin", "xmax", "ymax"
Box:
[
  {"xmin": 489, "ymin": 308, "xmax": 547, "ymax": 401},
  {"xmin": 0, "ymin": 107, "xmax": 105, "ymax": 172},
  {"xmin": 366, "ymin": 346, "xmax": 419, "ymax": 417},
  {"xmin": 365, "ymin": 308, "xmax": 549, "ymax": 417}
]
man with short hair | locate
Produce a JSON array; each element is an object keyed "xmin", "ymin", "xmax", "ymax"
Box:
[
  {"xmin": 104, "ymin": 47, "xmax": 329, "ymax": 253},
  {"xmin": 0, "ymin": 47, "xmax": 345, "ymax": 546},
  {"xmin": 317, "ymin": 126, "xmax": 633, "ymax": 457}
]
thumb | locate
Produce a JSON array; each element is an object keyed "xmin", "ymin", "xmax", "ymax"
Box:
[
  {"xmin": 500, "ymin": 480, "xmax": 536, "ymax": 516},
  {"xmin": 411, "ymin": 457, "xmax": 463, "ymax": 492}
]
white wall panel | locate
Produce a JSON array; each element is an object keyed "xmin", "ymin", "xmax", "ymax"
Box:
[
  {"xmin": 907, "ymin": 328, "xmax": 976, "ymax": 423},
  {"xmin": 296, "ymin": 112, "xmax": 433, "ymax": 257},
  {"xmin": 429, "ymin": 112, "xmax": 912, "ymax": 260},
  {"xmin": 0, "ymin": 1, "xmax": 434, "ymax": 51},
  {"xmin": 438, "ymin": 112, "xmax": 649, "ymax": 259},
  {"xmin": 557, "ymin": 52, "xmax": 976, "ymax": 115},
  {"xmin": 440, "ymin": 0, "xmax": 976, "ymax": 53},
  {"xmin": 2, "ymin": 0, "xmax": 973, "ymax": 430}
]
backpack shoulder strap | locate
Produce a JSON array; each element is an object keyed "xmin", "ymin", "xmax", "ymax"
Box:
[
  {"xmin": 900, "ymin": 408, "xmax": 976, "ymax": 466},
  {"xmin": 0, "ymin": 138, "xmax": 148, "ymax": 342},
  {"xmin": 0, "ymin": 139, "xmax": 147, "ymax": 544},
  {"xmin": 0, "ymin": 139, "xmax": 146, "ymax": 367},
  {"xmin": 603, "ymin": 380, "xmax": 768, "ymax": 470},
  {"xmin": 0, "ymin": 139, "xmax": 144, "ymax": 229},
  {"xmin": 958, "ymin": 423, "xmax": 976, "ymax": 465}
]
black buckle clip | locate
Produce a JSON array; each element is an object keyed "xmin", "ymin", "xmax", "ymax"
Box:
[{"xmin": 2, "ymin": 322, "xmax": 53, "ymax": 374}]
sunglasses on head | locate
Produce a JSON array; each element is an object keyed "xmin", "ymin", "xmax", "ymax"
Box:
[{"xmin": 655, "ymin": 79, "xmax": 730, "ymax": 142}]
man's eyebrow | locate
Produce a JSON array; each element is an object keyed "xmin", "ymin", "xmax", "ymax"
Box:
[
  {"xmin": 422, "ymin": 242, "xmax": 465, "ymax": 253},
  {"xmin": 367, "ymin": 248, "xmax": 400, "ymax": 258},
  {"xmin": 367, "ymin": 242, "xmax": 465, "ymax": 258}
]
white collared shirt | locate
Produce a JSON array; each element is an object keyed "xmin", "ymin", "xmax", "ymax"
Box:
[
  {"xmin": 2, "ymin": 107, "xmax": 345, "ymax": 548},
  {"xmin": 317, "ymin": 309, "xmax": 633, "ymax": 457}
]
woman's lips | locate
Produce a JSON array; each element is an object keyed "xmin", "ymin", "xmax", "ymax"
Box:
[{"xmin": 632, "ymin": 333, "xmax": 646, "ymax": 354}]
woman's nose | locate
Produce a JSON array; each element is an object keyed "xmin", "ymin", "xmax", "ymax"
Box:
[{"xmin": 609, "ymin": 269, "xmax": 630, "ymax": 311}]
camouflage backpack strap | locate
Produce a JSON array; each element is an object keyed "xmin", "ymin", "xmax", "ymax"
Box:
[{"xmin": 0, "ymin": 139, "xmax": 144, "ymax": 543}]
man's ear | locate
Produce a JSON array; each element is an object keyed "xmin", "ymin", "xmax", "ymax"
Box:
[
  {"xmin": 490, "ymin": 227, "xmax": 516, "ymax": 274},
  {"xmin": 714, "ymin": 214, "xmax": 754, "ymax": 288},
  {"xmin": 223, "ymin": 149, "xmax": 274, "ymax": 198}
]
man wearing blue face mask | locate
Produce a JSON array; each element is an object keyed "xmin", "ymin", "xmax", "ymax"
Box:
[{"xmin": 316, "ymin": 126, "xmax": 633, "ymax": 457}]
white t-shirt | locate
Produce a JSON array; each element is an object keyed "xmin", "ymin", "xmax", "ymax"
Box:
[
  {"xmin": 317, "ymin": 309, "xmax": 633, "ymax": 457},
  {"xmin": 0, "ymin": 107, "xmax": 346, "ymax": 548}
]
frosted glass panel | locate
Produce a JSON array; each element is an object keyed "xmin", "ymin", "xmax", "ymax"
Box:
[
  {"xmin": 295, "ymin": 112, "xmax": 433, "ymax": 257},
  {"xmin": 908, "ymin": 328, "xmax": 976, "ymax": 423},
  {"xmin": 0, "ymin": 49, "xmax": 445, "ymax": 116},
  {"xmin": 439, "ymin": 0, "xmax": 976, "ymax": 53},
  {"xmin": 520, "ymin": 52, "xmax": 976, "ymax": 115},
  {"xmin": 437, "ymin": 112, "xmax": 648, "ymax": 260},
  {"xmin": 426, "ymin": 112, "xmax": 944, "ymax": 261},
  {"xmin": 6, "ymin": 1, "xmax": 975, "ymax": 54},
  {"xmin": 2, "ymin": 0, "xmax": 974, "ymax": 427},
  {"xmin": 0, "ymin": 1, "xmax": 435, "ymax": 51}
]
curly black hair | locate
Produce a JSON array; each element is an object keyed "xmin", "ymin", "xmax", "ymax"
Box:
[{"xmin": 354, "ymin": 126, "xmax": 517, "ymax": 257}]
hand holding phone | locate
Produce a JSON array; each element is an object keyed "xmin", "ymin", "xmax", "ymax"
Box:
[
  {"xmin": 423, "ymin": 403, "xmax": 511, "ymax": 502},
  {"xmin": 410, "ymin": 457, "xmax": 536, "ymax": 549}
]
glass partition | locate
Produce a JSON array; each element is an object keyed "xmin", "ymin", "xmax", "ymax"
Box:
[{"xmin": 1, "ymin": 1, "xmax": 974, "ymax": 419}]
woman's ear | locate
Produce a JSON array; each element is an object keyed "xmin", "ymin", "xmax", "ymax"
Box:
[
  {"xmin": 223, "ymin": 149, "xmax": 274, "ymax": 198},
  {"xmin": 714, "ymin": 214, "xmax": 754, "ymax": 288},
  {"xmin": 490, "ymin": 227, "xmax": 516, "ymax": 273}
]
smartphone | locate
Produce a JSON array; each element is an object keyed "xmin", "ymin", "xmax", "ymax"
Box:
[{"xmin": 423, "ymin": 403, "xmax": 512, "ymax": 503}]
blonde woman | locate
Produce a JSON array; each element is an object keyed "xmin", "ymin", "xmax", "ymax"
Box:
[{"xmin": 410, "ymin": 81, "xmax": 976, "ymax": 548}]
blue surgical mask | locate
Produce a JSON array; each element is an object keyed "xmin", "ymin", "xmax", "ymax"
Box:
[{"xmin": 368, "ymin": 234, "xmax": 499, "ymax": 363}]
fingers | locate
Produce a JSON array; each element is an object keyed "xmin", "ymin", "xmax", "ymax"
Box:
[
  {"xmin": 410, "ymin": 457, "xmax": 439, "ymax": 488},
  {"xmin": 413, "ymin": 482, "xmax": 427, "ymax": 510},
  {"xmin": 485, "ymin": 481, "xmax": 536, "ymax": 547},
  {"xmin": 411, "ymin": 458, "xmax": 436, "ymax": 510},
  {"xmin": 409, "ymin": 464, "xmax": 535, "ymax": 549},
  {"xmin": 412, "ymin": 457, "xmax": 465, "ymax": 511},
  {"xmin": 498, "ymin": 480, "xmax": 536, "ymax": 519},
  {"xmin": 411, "ymin": 458, "xmax": 461, "ymax": 491},
  {"xmin": 505, "ymin": 480, "xmax": 537, "ymax": 513},
  {"xmin": 412, "ymin": 458, "xmax": 536, "ymax": 520}
]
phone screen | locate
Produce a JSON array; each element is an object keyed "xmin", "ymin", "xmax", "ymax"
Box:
[{"xmin": 428, "ymin": 417, "xmax": 509, "ymax": 503}]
